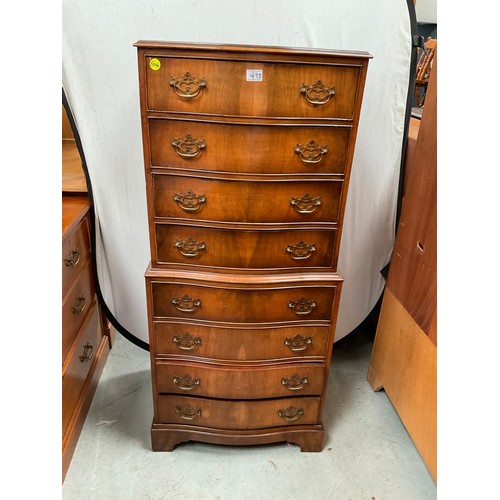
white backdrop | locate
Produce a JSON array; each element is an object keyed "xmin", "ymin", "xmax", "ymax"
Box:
[{"xmin": 62, "ymin": 0, "xmax": 413, "ymax": 346}]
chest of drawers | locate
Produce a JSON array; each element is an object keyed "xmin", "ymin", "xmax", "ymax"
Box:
[
  {"xmin": 62, "ymin": 195, "xmax": 112, "ymax": 478},
  {"xmin": 136, "ymin": 41, "xmax": 370, "ymax": 451}
]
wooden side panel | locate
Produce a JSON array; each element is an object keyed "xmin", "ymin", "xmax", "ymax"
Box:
[
  {"xmin": 386, "ymin": 53, "xmax": 437, "ymax": 342},
  {"xmin": 367, "ymin": 53, "xmax": 437, "ymax": 481},
  {"xmin": 367, "ymin": 289, "xmax": 436, "ymax": 480}
]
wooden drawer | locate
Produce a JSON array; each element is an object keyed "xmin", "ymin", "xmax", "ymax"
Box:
[
  {"xmin": 144, "ymin": 56, "xmax": 362, "ymax": 120},
  {"xmin": 62, "ymin": 215, "xmax": 91, "ymax": 295},
  {"xmin": 156, "ymin": 395, "xmax": 321, "ymax": 429},
  {"xmin": 156, "ymin": 361, "xmax": 325, "ymax": 399},
  {"xmin": 152, "ymin": 173, "xmax": 343, "ymax": 224},
  {"xmin": 155, "ymin": 223, "xmax": 337, "ymax": 270},
  {"xmin": 149, "ymin": 119, "xmax": 351, "ymax": 175},
  {"xmin": 62, "ymin": 303, "xmax": 102, "ymax": 436},
  {"xmin": 62, "ymin": 260, "xmax": 96, "ymax": 363},
  {"xmin": 150, "ymin": 281, "xmax": 337, "ymax": 324},
  {"xmin": 154, "ymin": 322, "xmax": 331, "ymax": 360}
]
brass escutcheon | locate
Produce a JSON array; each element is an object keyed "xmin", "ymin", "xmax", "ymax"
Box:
[
  {"xmin": 170, "ymin": 72, "xmax": 207, "ymax": 99},
  {"xmin": 278, "ymin": 406, "xmax": 304, "ymax": 422},
  {"xmin": 173, "ymin": 374, "xmax": 201, "ymax": 391},
  {"xmin": 171, "ymin": 134, "xmax": 206, "ymax": 159},
  {"xmin": 286, "ymin": 241, "xmax": 316, "ymax": 260},
  {"xmin": 281, "ymin": 375, "xmax": 309, "ymax": 391},
  {"xmin": 294, "ymin": 140, "xmax": 328, "ymax": 164},
  {"xmin": 284, "ymin": 335, "xmax": 312, "ymax": 352},
  {"xmin": 79, "ymin": 342, "xmax": 93, "ymax": 363},
  {"xmin": 172, "ymin": 295, "xmax": 201, "ymax": 313},
  {"xmin": 64, "ymin": 248, "xmax": 80, "ymax": 267},
  {"xmin": 175, "ymin": 405, "xmax": 202, "ymax": 421},
  {"xmin": 290, "ymin": 194, "xmax": 322, "ymax": 214},
  {"xmin": 299, "ymin": 80, "xmax": 335, "ymax": 106},
  {"xmin": 288, "ymin": 297, "xmax": 316, "ymax": 315},
  {"xmin": 174, "ymin": 237, "xmax": 207, "ymax": 258},
  {"xmin": 71, "ymin": 295, "xmax": 86, "ymax": 315},
  {"xmin": 173, "ymin": 333, "xmax": 202, "ymax": 351},
  {"xmin": 174, "ymin": 190, "xmax": 207, "ymax": 212}
]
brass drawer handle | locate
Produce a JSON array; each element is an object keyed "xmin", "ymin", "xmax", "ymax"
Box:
[
  {"xmin": 171, "ymin": 134, "xmax": 206, "ymax": 159},
  {"xmin": 64, "ymin": 247, "xmax": 81, "ymax": 267},
  {"xmin": 299, "ymin": 80, "xmax": 335, "ymax": 106},
  {"xmin": 278, "ymin": 406, "xmax": 304, "ymax": 422},
  {"xmin": 174, "ymin": 190, "xmax": 206, "ymax": 212},
  {"xmin": 284, "ymin": 335, "xmax": 312, "ymax": 352},
  {"xmin": 281, "ymin": 375, "xmax": 308, "ymax": 391},
  {"xmin": 295, "ymin": 140, "xmax": 328, "ymax": 164},
  {"xmin": 288, "ymin": 298, "xmax": 316, "ymax": 316},
  {"xmin": 170, "ymin": 72, "xmax": 207, "ymax": 99},
  {"xmin": 173, "ymin": 374, "xmax": 201, "ymax": 391},
  {"xmin": 173, "ymin": 333, "xmax": 202, "ymax": 351},
  {"xmin": 175, "ymin": 237, "xmax": 206, "ymax": 258},
  {"xmin": 79, "ymin": 342, "xmax": 93, "ymax": 362},
  {"xmin": 286, "ymin": 241, "xmax": 316, "ymax": 260},
  {"xmin": 175, "ymin": 405, "xmax": 202, "ymax": 421},
  {"xmin": 172, "ymin": 295, "xmax": 201, "ymax": 313},
  {"xmin": 71, "ymin": 295, "xmax": 86, "ymax": 315},
  {"xmin": 290, "ymin": 194, "xmax": 322, "ymax": 214}
]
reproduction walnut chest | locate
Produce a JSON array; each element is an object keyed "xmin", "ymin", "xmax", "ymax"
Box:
[
  {"xmin": 62, "ymin": 195, "xmax": 112, "ymax": 479},
  {"xmin": 135, "ymin": 41, "xmax": 370, "ymax": 451}
]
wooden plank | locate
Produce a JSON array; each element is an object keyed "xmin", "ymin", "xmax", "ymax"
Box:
[
  {"xmin": 62, "ymin": 142, "xmax": 87, "ymax": 193},
  {"xmin": 387, "ymin": 51, "xmax": 437, "ymax": 342},
  {"xmin": 367, "ymin": 289, "xmax": 437, "ymax": 481}
]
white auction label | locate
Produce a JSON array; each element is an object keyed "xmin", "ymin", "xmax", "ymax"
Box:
[{"xmin": 246, "ymin": 69, "xmax": 263, "ymax": 81}]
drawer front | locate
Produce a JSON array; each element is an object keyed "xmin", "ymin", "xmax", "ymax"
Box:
[
  {"xmin": 62, "ymin": 304, "xmax": 102, "ymax": 436},
  {"xmin": 62, "ymin": 215, "xmax": 91, "ymax": 295},
  {"xmin": 151, "ymin": 282, "xmax": 337, "ymax": 323},
  {"xmin": 62, "ymin": 261, "xmax": 96, "ymax": 363},
  {"xmin": 154, "ymin": 322, "xmax": 330, "ymax": 360},
  {"xmin": 155, "ymin": 224, "xmax": 337, "ymax": 270},
  {"xmin": 157, "ymin": 395, "xmax": 321, "ymax": 429},
  {"xmin": 149, "ymin": 119, "xmax": 350, "ymax": 175},
  {"xmin": 152, "ymin": 173, "xmax": 343, "ymax": 224},
  {"xmin": 145, "ymin": 57, "xmax": 361, "ymax": 120},
  {"xmin": 156, "ymin": 361, "xmax": 325, "ymax": 399}
]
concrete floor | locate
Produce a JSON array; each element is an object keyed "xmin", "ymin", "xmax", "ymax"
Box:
[{"xmin": 63, "ymin": 329, "xmax": 436, "ymax": 499}]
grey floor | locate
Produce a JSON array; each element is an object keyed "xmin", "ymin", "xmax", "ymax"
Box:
[{"xmin": 63, "ymin": 329, "xmax": 436, "ymax": 499}]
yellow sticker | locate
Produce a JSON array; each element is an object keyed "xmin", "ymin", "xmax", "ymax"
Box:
[{"xmin": 149, "ymin": 58, "xmax": 161, "ymax": 71}]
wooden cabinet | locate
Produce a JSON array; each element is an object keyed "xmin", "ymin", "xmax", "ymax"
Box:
[
  {"xmin": 367, "ymin": 54, "xmax": 437, "ymax": 479},
  {"xmin": 62, "ymin": 117, "xmax": 113, "ymax": 480},
  {"xmin": 136, "ymin": 41, "xmax": 370, "ymax": 451}
]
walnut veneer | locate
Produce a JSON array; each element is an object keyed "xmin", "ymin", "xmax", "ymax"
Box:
[
  {"xmin": 136, "ymin": 41, "xmax": 370, "ymax": 451},
  {"xmin": 62, "ymin": 118, "xmax": 113, "ymax": 480},
  {"xmin": 62, "ymin": 195, "xmax": 112, "ymax": 480}
]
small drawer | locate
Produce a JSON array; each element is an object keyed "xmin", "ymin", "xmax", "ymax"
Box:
[
  {"xmin": 154, "ymin": 322, "xmax": 331, "ymax": 360},
  {"xmin": 62, "ymin": 303, "xmax": 102, "ymax": 436},
  {"xmin": 156, "ymin": 361, "xmax": 325, "ymax": 399},
  {"xmin": 62, "ymin": 215, "xmax": 91, "ymax": 295},
  {"xmin": 62, "ymin": 261, "xmax": 96, "ymax": 363},
  {"xmin": 156, "ymin": 395, "xmax": 321, "ymax": 429},
  {"xmin": 152, "ymin": 173, "xmax": 343, "ymax": 224},
  {"xmin": 150, "ymin": 280, "xmax": 337, "ymax": 324},
  {"xmin": 155, "ymin": 223, "xmax": 337, "ymax": 271},
  {"xmin": 145, "ymin": 57, "xmax": 362, "ymax": 120},
  {"xmin": 149, "ymin": 118, "xmax": 351, "ymax": 175}
]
